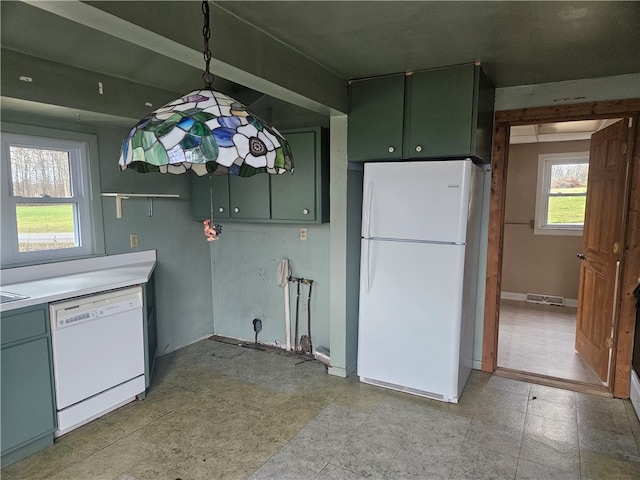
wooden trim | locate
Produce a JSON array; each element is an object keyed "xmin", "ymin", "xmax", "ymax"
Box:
[
  {"xmin": 613, "ymin": 115, "xmax": 640, "ymax": 398},
  {"xmin": 494, "ymin": 368, "xmax": 612, "ymax": 398},
  {"xmin": 483, "ymin": 99, "xmax": 640, "ymax": 398},
  {"xmin": 481, "ymin": 124, "xmax": 509, "ymax": 372},
  {"xmin": 495, "ymin": 99, "xmax": 640, "ymax": 124}
]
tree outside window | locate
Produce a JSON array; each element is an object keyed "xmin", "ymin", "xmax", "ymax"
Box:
[
  {"xmin": 1, "ymin": 132, "xmax": 96, "ymax": 263},
  {"xmin": 535, "ymin": 152, "xmax": 589, "ymax": 236}
]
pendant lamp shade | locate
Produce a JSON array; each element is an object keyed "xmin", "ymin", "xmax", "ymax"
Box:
[{"xmin": 118, "ymin": 89, "xmax": 294, "ymax": 177}]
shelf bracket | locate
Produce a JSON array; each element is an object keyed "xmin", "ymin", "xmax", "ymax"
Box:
[{"xmin": 101, "ymin": 193, "xmax": 180, "ymax": 219}]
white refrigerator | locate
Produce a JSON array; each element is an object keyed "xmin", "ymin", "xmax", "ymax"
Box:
[{"xmin": 357, "ymin": 159, "xmax": 483, "ymax": 403}]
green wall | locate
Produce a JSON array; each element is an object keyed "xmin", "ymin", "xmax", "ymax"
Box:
[
  {"xmin": 209, "ymin": 223, "xmax": 330, "ymax": 350},
  {"xmin": 1, "ymin": 112, "xmax": 214, "ymax": 356}
]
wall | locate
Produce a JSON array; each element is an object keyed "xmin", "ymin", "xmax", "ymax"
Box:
[
  {"xmin": 495, "ymin": 73, "xmax": 640, "ymax": 111},
  {"xmin": 1, "ymin": 112, "xmax": 214, "ymax": 356},
  {"xmin": 502, "ymin": 140, "xmax": 589, "ymax": 300},
  {"xmin": 209, "ymin": 223, "xmax": 330, "ymax": 351}
]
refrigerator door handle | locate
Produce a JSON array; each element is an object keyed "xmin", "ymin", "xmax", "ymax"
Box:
[
  {"xmin": 363, "ymin": 240, "xmax": 371, "ymax": 293},
  {"xmin": 363, "ymin": 181, "xmax": 374, "ymax": 239}
]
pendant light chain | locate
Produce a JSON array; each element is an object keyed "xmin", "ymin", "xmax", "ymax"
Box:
[
  {"xmin": 202, "ymin": 0, "xmax": 214, "ymax": 89},
  {"xmin": 209, "ymin": 173, "xmax": 215, "ymax": 222}
]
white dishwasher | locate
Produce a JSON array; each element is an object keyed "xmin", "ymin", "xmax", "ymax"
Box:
[{"xmin": 50, "ymin": 286, "xmax": 145, "ymax": 437}]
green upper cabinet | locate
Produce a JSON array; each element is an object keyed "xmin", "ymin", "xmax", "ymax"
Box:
[
  {"xmin": 348, "ymin": 64, "xmax": 495, "ymax": 163},
  {"xmin": 348, "ymin": 74, "xmax": 405, "ymax": 162},
  {"xmin": 189, "ymin": 127, "xmax": 329, "ymax": 224},
  {"xmin": 271, "ymin": 128, "xmax": 328, "ymax": 223},
  {"xmin": 190, "ymin": 174, "xmax": 230, "ymax": 221},
  {"xmin": 191, "ymin": 173, "xmax": 268, "ymax": 221},
  {"xmin": 228, "ymin": 174, "xmax": 271, "ymax": 220}
]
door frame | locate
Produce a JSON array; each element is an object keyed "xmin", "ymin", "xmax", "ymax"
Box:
[{"xmin": 481, "ymin": 99, "xmax": 640, "ymax": 398}]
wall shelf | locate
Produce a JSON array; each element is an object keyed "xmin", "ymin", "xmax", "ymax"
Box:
[{"xmin": 101, "ymin": 193, "xmax": 179, "ymax": 218}]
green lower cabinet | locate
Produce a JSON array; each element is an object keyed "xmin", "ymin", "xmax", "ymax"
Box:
[
  {"xmin": 189, "ymin": 127, "xmax": 328, "ymax": 224},
  {"xmin": 1, "ymin": 305, "xmax": 56, "ymax": 467}
]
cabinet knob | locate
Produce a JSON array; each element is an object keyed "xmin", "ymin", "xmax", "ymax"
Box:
[
  {"xmin": 218, "ymin": 207, "xmax": 224, "ymax": 213},
  {"xmin": 388, "ymin": 146, "xmax": 395, "ymax": 153},
  {"xmin": 415, "ymin": 145, "xmax": 423, "ymax": 153},
  {"xmin": 234, "ymin": 207, "xmax": 239, "ymax": 213},
  {"xmin": 303, "ymin": 209, "xmax": 309, "ymax": 215}
]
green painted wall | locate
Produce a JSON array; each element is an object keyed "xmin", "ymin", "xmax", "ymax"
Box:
[
  {"xmin": 1, "ymin": 112, "xmax": 214, "ymax": 356},
  {"xmin": 209, "ymin": 223, "xmax": 330, "ymax": 351},
  {"xmin": 496, "ymin": 73, "xmax": 640, "ymax": 110}
]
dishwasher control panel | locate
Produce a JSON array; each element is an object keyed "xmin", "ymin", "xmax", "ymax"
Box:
[{"xmin": 51, "ymin": 287, "xmax": 142, "ymax": 329}]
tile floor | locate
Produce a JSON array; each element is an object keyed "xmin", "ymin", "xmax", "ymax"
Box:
[
  {"xmin": 498, "ymin": 300, "xmax": 602, "ymax": 384},
  {"xmin": 3, "ymin": 338, "xmax": 640, "ymax": 479}
]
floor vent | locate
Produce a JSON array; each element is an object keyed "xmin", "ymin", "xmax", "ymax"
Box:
[{"xmin": 525, "ymin": 293, "xmax": 565, "ymax": 306}]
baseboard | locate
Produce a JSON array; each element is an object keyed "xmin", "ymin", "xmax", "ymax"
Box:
[
  {"xmin": 500, "ymin": 291, "xmax": 578, "ymax": 307},
  {"xmin": 328, "ymin": 366, "xmax": 347, "ymax": 377},
  {"xmin": 326, "ymin": 359, "xmax": 355, "ymax": 378},
  {"xmin": 472, "ymin": 360, "xmax": 482, "ymax": 370}
]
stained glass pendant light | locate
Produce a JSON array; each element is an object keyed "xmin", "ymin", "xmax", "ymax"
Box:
[{"xmin": 118, "ymin": 1, "xmax": 294, "ymax": 179}]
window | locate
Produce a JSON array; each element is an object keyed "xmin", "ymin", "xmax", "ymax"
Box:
[
  {"xmin": 1, "ymin": 129, "xmax": 103, "ymax": 264},
  {"xmin": 534, "ymin": 151, "xmax": 589, "ymax": 236}
]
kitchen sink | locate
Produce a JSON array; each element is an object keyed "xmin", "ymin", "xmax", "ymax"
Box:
[{"xmin": 0, "ymin": 291, "xmax": 30, "ymax": 303}]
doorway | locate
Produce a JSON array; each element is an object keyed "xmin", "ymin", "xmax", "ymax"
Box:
[
  {"xmin": 496, "ymin": 121, "xmax": 604, "ymax": 385},
  {"xmin": 481, "ymin": 100, "xmax": 640, "ymax": 398}
]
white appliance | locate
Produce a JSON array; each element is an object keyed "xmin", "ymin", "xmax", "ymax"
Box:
[
  {"xmin": 358, "ymin": 159, "xmax": 483, "ymax": 403},
  {"xmin": 50, "ymin": 286, "xmax": 145, "ymax": 436}
]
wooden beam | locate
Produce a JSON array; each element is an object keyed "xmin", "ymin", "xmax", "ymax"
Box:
[
  {"xmin": 481, "ymin": 123, "xmax": 509, "ymax": 372},
  {"xmin": 613, "ymin": 114, "xmax": 640, "ymax": 399},
  {"xmin": 495, "ymin": 99, "xmax": 640, "ymax": 124}
]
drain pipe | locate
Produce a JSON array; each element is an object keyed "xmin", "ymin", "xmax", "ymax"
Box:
[
  {"xmin": 277, "ymin": 259, "xmax": 292, "ymax": 351},
  {"xmin": 314, "ymin": 347, "xmax": 331, "ymax": 367}
]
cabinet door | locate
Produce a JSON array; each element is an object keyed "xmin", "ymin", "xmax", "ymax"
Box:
[
  {"xmin": 229, "ymin": 174, "xmax": 270, "ymax": 219},
  {"xmin": 271, "ymin": 131, "xmax": 316, "ymax": 221},
  {"xmin": 1, "ymin": 338, "xmax": 55, "ymax": 453},
  {"xmin": 190, "ymin": 174, "xmax": 230, "ymax": 220},
  {"xmin": 407, "ymin": 64, "xmax": 476, "ymax": 159},
  {"xmin": 348, "ymin": 74, "xmax": 405, "ymax": 162}
]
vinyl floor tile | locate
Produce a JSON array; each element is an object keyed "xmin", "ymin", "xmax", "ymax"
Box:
[{"xmin": 4, "ymin": 339, "xmax": 640, "ymax": 480}]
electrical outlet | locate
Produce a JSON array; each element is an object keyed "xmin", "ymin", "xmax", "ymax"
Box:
[
  {"xmin": 300, "ymin": 228, "xmax": 307, "ymax": 241},
  {"xmin": 130, "ymin": 234, "xmax": 139, "ymax": 248}
]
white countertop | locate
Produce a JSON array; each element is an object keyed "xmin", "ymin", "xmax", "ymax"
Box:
[{"xmin": 0, "ymin": 251, "xmax": 156, "ymax": 313}]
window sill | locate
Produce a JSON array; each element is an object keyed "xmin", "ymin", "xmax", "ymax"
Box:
[{"xmin": 534, "ymin": 227, "xmax": 583, "ymax": 237}]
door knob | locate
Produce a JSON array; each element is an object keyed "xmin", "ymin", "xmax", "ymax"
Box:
[{"xmin": 577, "ymin": 253, "xmax": 586, "ymax": 260}]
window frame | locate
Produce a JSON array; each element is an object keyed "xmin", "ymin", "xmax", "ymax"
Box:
[
  {"xmin": 534, "ymin": 151, "xmax": 589, "ymax": 236},
  {"xmin": 1, "ymin": 124, "xmax": 105, "ymax": 266}
]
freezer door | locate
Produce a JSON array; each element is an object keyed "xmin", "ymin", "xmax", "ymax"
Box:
[
  {"xmin": 362, "ymin": 160, "xmax": 473, "ymax": 243},
  {"xmin": 358, "ymin": 239, "xmax": 466, "ymax": 402}
]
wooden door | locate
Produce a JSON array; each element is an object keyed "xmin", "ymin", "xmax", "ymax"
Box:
[{"xmin": 575, "ymin": 119, "xmax": 630, "ymax": 383}]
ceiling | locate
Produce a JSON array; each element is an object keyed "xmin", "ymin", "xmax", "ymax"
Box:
[
  {"xmin": 1, "ymin": 1, "xmax": 639, "ymax": 134},
  {"xmin": 214, "ymin": 1, "xmax": 640, "ymax": 86}
]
